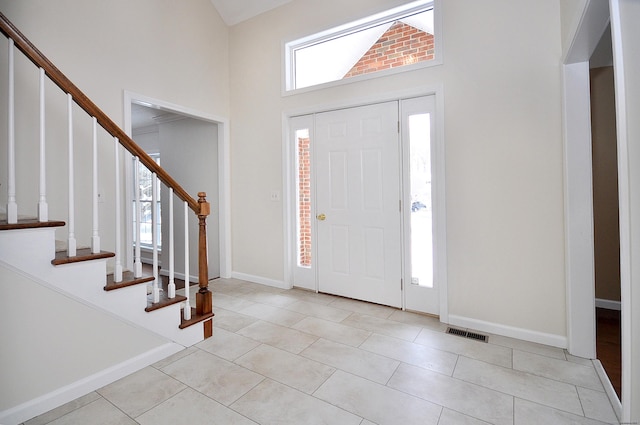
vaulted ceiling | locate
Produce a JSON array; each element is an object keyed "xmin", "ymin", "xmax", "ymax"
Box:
[{"xmin": 209, "ymin": 0, "xmax": 293, "ymax": 26}]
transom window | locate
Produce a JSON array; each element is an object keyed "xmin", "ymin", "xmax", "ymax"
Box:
[{"xmin": 284, "ymin": 0, "xmax": 440, "ymax": 92}]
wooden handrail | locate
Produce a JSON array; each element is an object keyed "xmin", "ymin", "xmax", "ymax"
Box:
[
  {"xmin": 1, "ymin": 11, "xmax": 213, "ymax": 337},
  {"xmin": 0, "ymin": 11, "xmax": 199, "ymax": 213}
]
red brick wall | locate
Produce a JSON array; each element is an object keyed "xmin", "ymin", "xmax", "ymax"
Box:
[
  {"xmin": 298, "ymin": 136, "xmax": 312, "ymax": 267},
  {"xmin": 343, "ymin": 21, "xmax": 434, "ymax": 78}
]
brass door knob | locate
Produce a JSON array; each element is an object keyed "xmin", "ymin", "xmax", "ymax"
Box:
[{"xmin": 316, "ymin": 213, "xmax": 326, "ymax": 221}]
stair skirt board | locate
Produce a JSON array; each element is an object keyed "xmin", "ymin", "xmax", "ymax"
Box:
[
  {"xmin": 0, "ymin": 343, "xmax": 184, "ymax": 425},
  {"xmin": 41, "ymin": 265, "xmax": 202, "ymax": 346},
  {"xmin": 0, "ymin": 229, "xmax": 206, "ymax": 346}
]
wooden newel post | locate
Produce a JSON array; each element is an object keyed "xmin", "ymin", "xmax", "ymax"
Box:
[{"xmin": 196, "ymin": 192, "xmax": 213, "ymax": 338}]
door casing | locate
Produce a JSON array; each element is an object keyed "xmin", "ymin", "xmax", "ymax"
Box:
[
  {"xmin": 284, "ymin": 86, "xmax": 447, "ymax": 321},
  {"xmin": 123, "ymin": 91, "xmax": 232, "ymax": 280}
]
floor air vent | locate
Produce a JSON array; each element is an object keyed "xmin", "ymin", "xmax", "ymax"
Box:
[{"xmin": 446, "ymin": 327, "xmax": 488, "ymax": 343}]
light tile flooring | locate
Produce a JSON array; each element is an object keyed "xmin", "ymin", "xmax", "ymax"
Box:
[{"xmin": 25, "ymin": 278, "xmax": 619, "ymax": 425}]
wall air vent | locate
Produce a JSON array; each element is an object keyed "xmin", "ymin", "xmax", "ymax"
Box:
[{"xmin": 446, "ymin": 327, "xmax": 488, "ymax": 343}]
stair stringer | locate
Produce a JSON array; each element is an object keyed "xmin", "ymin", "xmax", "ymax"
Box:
[{"xmin": 0, "ymin": 227, "xmax": 203, "ymax": 347}]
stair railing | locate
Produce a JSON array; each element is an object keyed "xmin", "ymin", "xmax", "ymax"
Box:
[{"xmin": 0, "ymin": 12, "xmax": 213, "ymax": 337}]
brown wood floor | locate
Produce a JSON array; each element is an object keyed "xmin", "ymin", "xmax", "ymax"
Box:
[{"xmin": 596, "ymin": 307, "xmax": 621, "ymax": 399}]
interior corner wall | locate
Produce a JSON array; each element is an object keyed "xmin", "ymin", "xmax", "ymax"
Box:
[{"xmin": 229, "ymin": 0, "xmax": 568, "ymax": 339}]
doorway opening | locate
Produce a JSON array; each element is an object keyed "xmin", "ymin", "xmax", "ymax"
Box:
[
  {"xmin": 563, "ymin": 0, "xmax": 630, "ymax": 418},
  {"xmin": 589, "ymin": 24, "xmax": 621, "ymax": 399},
  {"xmin": 124, "ymin": 92, "xmax": 231, "ymax": 284}
]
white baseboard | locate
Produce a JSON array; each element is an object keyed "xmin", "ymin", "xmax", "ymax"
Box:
[
  {"xmin": 595, "ymin": 298, "xmax": 621, "ymax": 311},
  {"xmin": 593, "ymin": 359, "xmax": 622, "ymax": 422},
  {"xmin": 447, "ymin": 314, "xmax": 568, "ymax": 348},
  {"xmin": 0, "ymin": 343, "xmax": 183, "ymax": 425},
  {"xmin": 159, "ymin": 268, "xmax": 197, "ymax": 284},
  {"xmin": 231, "ymin": 272, "xmax": 290, "ymax": 290}
]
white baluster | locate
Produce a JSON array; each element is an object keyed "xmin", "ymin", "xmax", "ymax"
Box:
[
  {"xmin": 113, "ymin": 138, "xmax": 123, "ymax": 282},
  {"xmin": 6, "ymin": 39, "xmax": 17, "ymax": 224},
  {"xmin": 38, "ymin": 67, "xmax": 48, "ymax": 222},
  {"xmin": 183, "ymin": 201, "xmax": 191, "ymax": 320},
  {"xmin": 67, "ymin": 94, "xmax": 76, "ymax": 257},
  {"xmin": 152, "ymin": 172, "xmax": 160, "ymax": 303},
  {"xmin": 168, "ymin": 188, "xmax": 176, "ymax": 298},
  {"xmin": 91, "ymin": 117, "xmax": 100, "ymax": 253},
  {"xmin": 133, "ymin": 156, "xmax": 142, "ymax": 277}
]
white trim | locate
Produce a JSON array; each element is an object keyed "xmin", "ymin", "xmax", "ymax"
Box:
[
  {"xmin": 562, "ymin": 61, "xmax": 596, "ymax": 359},
  {"xmin": 562, "ymin": 0, "xmax": 611, "ymax": 64},
  {"xmin": 282, "ymin": 113, "xmax": 294, "ymax": 290},
  {"xmin": 282, "ymin": 84, "xmax": 447, "ymax": 316},
  {"xmin": 218, "ymin": 120, "xmax": 232, "ymax": 278},
  {"xmin": 593, "ymin": 359, "xmax": 622, "ymax": 422},
  {"xmin": 123, "ymin": 91, "xmax": 231, "ymax": 279},
  {"xmin": 159, "ymin": 268, "xmax": 197, "ymax": 284},
  {"xmin": 434, "ymin": 87, "xmax": 448, "ymax": 323},
  {"xmin": 595, "ymin": 298, "xmax": 622, "ymax": 310},
  {"xmin": 0, "ymin": 343, "xmax": 183, "ymax": 425},
  {"xmin": 448, "ymin": 314, "xmax": 568, "ymax": 349},
  {"xmin": 288, "ymin": 84, "xmax": 443, "ymax": 117},
  {"xmin": 230, "ymin": 272, "xmax": 290, "ymax": 290},
  {"xmin": 400, "ymin": 95, "xmax": 445, "ymax": 317},
  {"xmin": 562, "ymin": 1, "xmax": 636, "ymax": 420},
  {"xmin": 608, "ymin": 0, "xmax": 632, "ymax": 420}
]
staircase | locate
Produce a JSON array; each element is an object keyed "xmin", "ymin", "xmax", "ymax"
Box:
[
  {"xmin": 0, "ymin": 221, "xmax": 205, "ymax": 347},
  {"xmin": 0, "ymin": 13, "xmax": 214, "ymax": 345}
]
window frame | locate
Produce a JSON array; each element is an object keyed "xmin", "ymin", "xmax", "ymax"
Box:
[
  {"xmin": 283, "ymin": 0, "xmax": 442, "ymax": 95},
  {"xmin": 132, "ymin": 153, "xmax": 162, "ymax": 251}
]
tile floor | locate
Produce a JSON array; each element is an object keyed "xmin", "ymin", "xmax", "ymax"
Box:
[{"xmin": 24, "ymin": 278, "xmax": 619, "ymax": 425}]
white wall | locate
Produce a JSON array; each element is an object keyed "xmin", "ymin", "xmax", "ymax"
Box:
[
  {"xmin": 132, "ymin": 128, "xmax": 161, "ymax": 154},
  {"xmin": 158, "ymin": 118, "xmax": 220, "ymax": 279},
  {"xmin": 130, "ymin": 118, "xmax": 220, "ymax": 279},
  {"xmin": 229, "ymin": 0, "xmax": 567, "ymax": 340},
  {"xmin": 0, "ymin": 264, "xmax": 168, "ymax": 415},
  {"xmin": 0, "ymin": 0, "xmax": 229, "ymax": 261}
]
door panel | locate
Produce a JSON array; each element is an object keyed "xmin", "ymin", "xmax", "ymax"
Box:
[{"xmin": 315, "ymin": 102, "xmax": 402, "ymax": 307}]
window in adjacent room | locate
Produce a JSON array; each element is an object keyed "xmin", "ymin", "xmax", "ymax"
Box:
[{"xmin": 133, "ymin": 154, "xmax": 162, "ymax": 250}]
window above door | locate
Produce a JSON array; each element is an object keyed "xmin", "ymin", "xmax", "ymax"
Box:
[{"xmin": 283, "ymin": 0, "xmax": 442, "ymax": 94}]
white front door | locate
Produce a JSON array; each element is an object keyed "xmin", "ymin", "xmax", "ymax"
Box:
[{"xmin": 315, "ymin": 102, "xmax": 402, "ymax": 307}]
